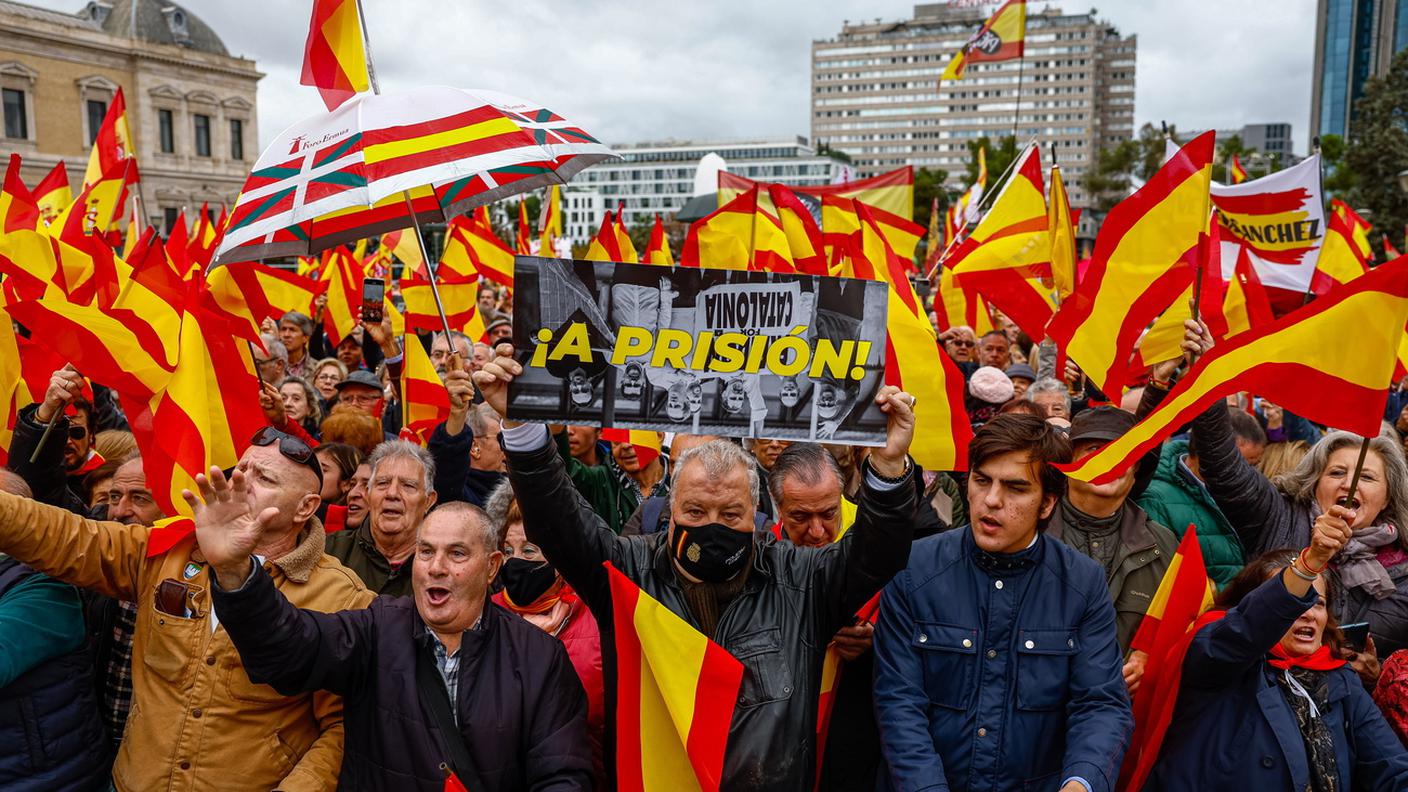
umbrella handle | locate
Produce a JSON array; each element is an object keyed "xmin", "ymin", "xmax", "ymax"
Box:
[{"xmin": 400, "ymin": 191, "xmax": 486, "ymax": 406}]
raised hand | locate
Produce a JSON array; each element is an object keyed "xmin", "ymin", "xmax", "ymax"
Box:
[
  {"xmin": 183, "ymin": 466, "xmax": 279, "ymax": 591},
  {"xmin": 1182, "ymin": 317, "xmax": 1214, "ymax": 359},
  {"xmin": 1308, "ymin": 503, "xmax": 1355, "ymax": 569},
  {"xmin": 35, "ymin": 365, "xmax": 85, "ymax": 423},
  {"xmin": 871, "ymin": 385, "xmax": 916, "ymax": 478},
  {"xmin": 258, "ymin": 381, "xmax": 287, "ymax": 425},
  {"xmin": 471, "ymin": 343, "xmax": 522, "ymax": 422}
]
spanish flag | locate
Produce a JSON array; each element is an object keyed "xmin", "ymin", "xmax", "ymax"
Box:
[
  {"xmin": 0, "ymin": 313, "xmax": 24, "ymax": 466},
  {"xmin": 1117, "ymin": 527, "xmax": 1217, "ymax": 792},
  {"xmin": 1312, "ymin": 200, "xmax": 1372, "ymax": 295},
  {"xmin": 821, "ymin": 195, "xmax": 925, "ymax": 264},
  {"xmin": 1049, "ymin": 161, "xmax": 1077, "ymax": 300},
  {"xmin": 516, "ymin": 201, "xmax": 533, "ymax": 255},
  {"xmin": 1046, "ymin": 131, "xmax": 1215, "ymax": 397},
  {"xmin": 600, "ymin": 428, "xmax": 662, "ymax": 467},
  {"xmin": 1229, "ymin": 154, "xmax": 1248, "ymax": 185},
  {"xmin": 300, "ymin": 0, "xmax": 370, "ymax": 111},
  {"xmin": 380, "ymin": 228, "xmax": 426, "ymax": 278},
  {"xmin": 949, "ymin": 145, "xmax": 1055, "ymax": 340},
  {"xmin": 1, "ymin": 154, "xmax": 40, "ymax": 234},
  {"xmin": 321, "ymin": 246, "xmax": 363, "ymax": 345},
  {"xmin": 1062, "ymin": 253, "xmax": 1408, "ymax": 485},
  {"xmin": 399, "ymin": 278, "xmax": 485, "ymax": 340},
  {"xmin": 940, "ymin": 0, "xmax": 1027, "ymax": 82},
  {"xmin": 207, "ymin": 262, "xmax": 324, "ymax": 343},
  {"xmin": 934, "ymin": 262, "xmax": 996, "ymax": 335},
  {"xmin": 33, "ymin": 161, "xmax": 71, "ymax": 227},
  {"xmin": 719, "ymin": 167, "xmax": 914, "ymax": 222},
  {"xmin": 643, "ymin": 214, "xmax": 674, "ymax": 266},
  {"xmin": 400, "ymin": 333, "xmax": 450, "ymax": 444},
  {"xmin": 607, "ymin": 562, "xmax": 742, "ymax": 792},
  {"xmin": 679, "ymin": 188, "xmax": 790, "ymax": 272},
  {"xmin": 539, "ymin": 185, "xmax": 563, "ymax": 257},
  {"xmin": 435, "ymin": 216, "xmax": 491, "ymax": 282},
  {"xmin": 769, "ymin": 186, "xmax": 828, "ymax": 276},
  {"xmin": 462, "ymin": 212, "xmax": 516, "ymax": 287}
]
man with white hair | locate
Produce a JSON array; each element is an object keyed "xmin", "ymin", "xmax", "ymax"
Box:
[
  {"xmin": 473, "ymin": 343, "xmax": 922, "ymax": 791},
  {"xmin": 255, "ymin": 333, "xmax": 289, "ymax": 383},
  {"xmin": 205, "ymin": 485, "xmax": 593, "ymax": 789},
  {"xmin": 326, "ymin": 440, "xmax": 438, "ymax": 597}
]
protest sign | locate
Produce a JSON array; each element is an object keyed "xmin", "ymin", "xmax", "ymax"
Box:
[{"xmin": 509, "ymin": 257, "xmax": 891, "ymax": 444}]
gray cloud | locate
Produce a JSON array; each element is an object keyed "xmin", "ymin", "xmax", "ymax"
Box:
[{"xmin": 28, "ymin": 0, "xmax": 1317, "ymax": 155}]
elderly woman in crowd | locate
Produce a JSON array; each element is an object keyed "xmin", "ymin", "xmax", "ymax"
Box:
[
  {"xmin": 278, "ymin": 376, "xmax": 323, "ymax": 440},
  {"xmin": 1148, "ymin": 528, "xmax": 1408, "ymax": 790},
  {"xmin": 486, "ymin": 481, "xmax": 604, "ymax": 786},
  {"xmin": 1184, "ymin": 319, "xmax": 1408, "ymax": 678},
  {"xmin": 310, "ymin": 358, "xmax": 349, "ymax": 412}
]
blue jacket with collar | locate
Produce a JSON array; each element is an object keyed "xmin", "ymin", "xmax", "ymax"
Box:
[
  {"xmin": 873, "ymin": 527, "xmax": 1132, "ymax": 792},
  {"xmin": 1147, "ymin": 574, "xmax": 1408, "ymax": 792}
]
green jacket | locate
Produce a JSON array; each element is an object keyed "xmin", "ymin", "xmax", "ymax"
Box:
[
  {"xmin": 553, "ymin": 431, "xmax": 663, "ymax": 535},
  {"xmin": 1137, "ymin": 437, "xmax": 1244, "ymax": 588}
]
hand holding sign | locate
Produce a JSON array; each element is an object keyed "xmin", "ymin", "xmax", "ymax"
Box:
[{"xmin": 473, "ymin": 342, "xmax": 523, "ymax": 427}]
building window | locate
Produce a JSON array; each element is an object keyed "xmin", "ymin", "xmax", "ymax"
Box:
[
  {"xmin": 2, "ymin": 88, "xmax": 25, "ymax": 139},
  {"xmin": 229, "ymin": 118, "xmax": 244, "ymax": 160},
  {"xmin": 194, "ymin": 114, "xmax": 211, "ymax": 157},
  {"xmin": 86, "ymin": 99, "xmax": 108, "ymax": 145},
  {"xmin": 163, "ymin": 207, "xmax": 179, "ymax": 235},
  {"xmin": 159, "ymin": 108, "xmax": 174, "ymax": 153}
]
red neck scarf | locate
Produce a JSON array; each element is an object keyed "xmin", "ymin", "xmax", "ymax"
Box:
[{"xmin": 1268, "ymin": 643, "xmax": 1347, "ymax": 671}]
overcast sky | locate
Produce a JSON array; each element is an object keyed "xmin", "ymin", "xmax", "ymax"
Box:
[{"xmin": 34, "ymin": 0, "xmax": 1319, "ymax": 155}]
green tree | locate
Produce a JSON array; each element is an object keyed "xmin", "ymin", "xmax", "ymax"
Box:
[
  {"xmin": 1082, "ymin": 138, "xmax": 1139, "ymax": 212},
  {"xmin": 913, "ymin": 166, "xmax": 950, "ymax": 232},
  {"xmin": 965, "ymin": 136, "xmax": 1018, "ymax": 186},
  {"xmin": 1345, "ymin": 48, "xmax": 1408, "ymax": 260},
  {"xmin": 1320, "ymin": 133, "xmax": 1357, "ymax": 200}
]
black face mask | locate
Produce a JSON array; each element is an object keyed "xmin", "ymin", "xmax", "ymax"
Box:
[
  {"xmin": 671, "ymin": 521, "xmax": 752, "ymax": 583},
  {"xmin": 498, "ymin": 558, "xmax": 559, "ymax": 607}
]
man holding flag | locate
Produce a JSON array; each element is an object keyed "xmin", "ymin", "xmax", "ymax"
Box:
[{"xmin": 474, "ymin": 343, "xmax": 923, "ymax": 791}]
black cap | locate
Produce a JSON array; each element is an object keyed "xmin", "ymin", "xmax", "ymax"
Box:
[{"xmin": 1069, "ymin": 405, "xmax": 1136, "ymax": 444}]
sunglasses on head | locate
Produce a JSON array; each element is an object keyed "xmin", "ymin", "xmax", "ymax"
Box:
[{"xmin": 250, "ymin": 426, "xmax": 323, "ymax": 486}]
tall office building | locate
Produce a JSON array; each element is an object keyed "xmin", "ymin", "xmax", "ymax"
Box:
[
  {"xmin": 811, "ymin": 3, "xmax": 1136, "ymax": 208},
  {"xmin": 1311, "ymin": 0, "xmax": 1408, "ymax": 141}
]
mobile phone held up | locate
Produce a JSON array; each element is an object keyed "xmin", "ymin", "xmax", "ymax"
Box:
[
  {"xmin": 1341, "ymin": 621, "xmax": 1371, "ymax": 653},
  {"xmin": 361, "ymin": 278, "xmax": 385, "ymax": 325}
]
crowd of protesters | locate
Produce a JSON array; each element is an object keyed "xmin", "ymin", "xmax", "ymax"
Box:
[{"xmin": 6, "ymin": 288, "xmax": 1408, "ymax": 791}]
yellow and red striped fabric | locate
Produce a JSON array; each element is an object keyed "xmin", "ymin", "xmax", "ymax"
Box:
[
  {"xmin": 1047, "ymin": 131, "xmax": 1215, "ymax": 396},
  {"xmin": 539, "ymin": 185, "xmax": 563, "ymax": 256},
  {"xmin": 321, "ymin": 246, "xmax": 362, "ymax": 345},
  {"xmin": 600, "ymin": 428, "xmax": 662, "ymax": 467},
  {"xmin": 949, "ymin": 145, "xmax": 1055, "ymax": 340},
  {"xmin": 1118, "ymin": 527, "xmax": 1217, "ymax": 792},
  {"xmin": 679, "ymin": 187, "xmax": 791, "ymax": 272},
  {"xmin": 769, "ymin": 185, "xmax": 828, "ymax": 277},
  {"xmin": 1062, "ymin": 254, "xmax": 1408, "ymax": 485},
  {"xmin": 643, "ymin": 214, "xmax": 674, "ymax": 266},
  {"xmin": 821, "ymin": 195, "xmax": 924, "ymax": 264},
  {"xmin": 447, "ymin": 212, "xmax": 514, "ymax": 287},
  {"xmin": 32, "ymin": 160, "xmax": 71, "ymax": 227},
  {"xmin": 1312, "ymin": 199, "xmax": 1373, "ymax": 296},
  {"xmin": 207, "ymin": 262, "xmax": 323, "ymax": 343},
  {"xmin": 0, "ymin": 312, "xmax": 24, "ymax": 465},
  {"xmin": 940, "ymin": 0, "xmax": 1026, "ymax": 81},
  {"xmin": 1048, "ymin": 162, "xmax": 1077, "ymax": 300},
  {"xmin": 719, "ymin": 167, "xmax": 914, "ymax": 222},
  {"xmin": 516, "ymin": 201, "xmax": 533, "ymax": 255},
  {"xmin": 1229, "ymin": 155, "xmax": 1248, "ymax": 185},
  {"xmin": 399, "ymin": 278, "xmax": 486, "ymax": 340},
  {"xmin": 613, "ymin": 210, "xmax": 639, "ymax": 264},
  {"xmin": 934, "ymin": 260, "xmax": 996, "ymax": 335},
  {"xmin": 300, "ymin": 0, "xmax": 369, "ymax": 111},
  {"xmin": 607, "ymin": 562, "xmax": 742, "ymax": 792},
  {"xmin": 399, "ymin": 333, "xmax": 450, "ymax": 445}
]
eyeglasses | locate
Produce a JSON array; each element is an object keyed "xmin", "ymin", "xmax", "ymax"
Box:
[
  {"xmin": 315, "ymin": 373, "xmax": 342, "ymax": 383},
  {"xmin": 249, "ymin": 426, "xmax": 323, "ymax": 486},
  {"xmin": 948, "ymin": 340, "xmax": 975, "ymax": 348},
  {"xmin": 340, "ymin": 392, "xmax": 380, "ymax": 407},
  {"xmin": 67, "ymin": 425, "xmax": 89, "ymax": 440}
]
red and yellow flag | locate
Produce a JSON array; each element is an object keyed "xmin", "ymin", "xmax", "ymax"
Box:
[
  {"xmin": 379, "ymin": 228, "xmax": 426, "ymax": 279},
  {"xmin": 1046, "ymin": 131, "xmax": 1215, "ymax": 396},
  {"xmin": 821, "ymin": 195, "xmax": 924, "ymax": 265},
  {"xmin": 539, "ymin": 185, "xmax": 563, "ymax": 257},
  {"xmin": 608, "ymin": 562, "xmax": 742, "ymax": 792},
  {"xmin": 1312, "ymin": 199, "xmax": 1372, "ymax": 295},
  {"xmin": 1117, "ymin": 527, "xmax": 1217, "ymax": 792},
  {"xmin": 948, "ymin": 145, "xmax": 1055, "ymax": 341},
  {"xmin": 680, "ymin": 188, "xmax": 790, "ymax": 271},
  {"xmin": 300, "ymin": 0, "xmax": 370, "ymax": 111},
  {"xmin": 643, "ymin": 214, "xmax": 674, "ymax": 266},
  {"xmin": 1049, "ymin": 162, "xmax": 1077, "ymax": 300},
  {"xmin": 399, "ymin": 333, "xmax": 450, "ymax": 445},
  {"xmin": 0, "ymin": 154, "xmax": 40, "ymax": 235},
  {"xmin": 1229, "ymin": 154, "xmax": 1248, "ymax": 185},
  {"xmin": 1062, "ymin": 254, "xmax": 1408, "ymax": 485},
  {"xmin": 769, "ymin": 185, "xmax": 828, "ymax": 276},
  {"xmin": 934, "ymin": 262, "xmax": 996, "ymax": 335},
  {"xmin": 33, "ymin": 161, "xmax": 71, "ymax": 227},
  {"xmin": 321, "ymin": 246, "xmax": 362, "ymax": 345},
  {"xmin": 207, "ymin": 262, "xmax": 323, "ymax": 343},
  {"xmin": 719, "ymin": 167, "xmax": 914, "ymax": 221},
  {"xmin": 399, "ymin": 278, "xmax": 485, "ymax": 340},
  {"xmin": 82, "ymin": 87, "xmax": 136, "ymax": 190},
  {"xmin": 515, "ymin": 201, "xmax": 533, "ymax": 255},
  {"xmin": 0, "ymin": 312, "xmax": 24, "ymax": 465},
  {"xmin": 449, "ymin": 212, "xmax": 515, "ymax": 287},
  {"xmin": 940, "ymin": 0, "xmax": 1027, "ymax": 82},
  {"xmin": 600, "ymin": 428, "xmax": 663, "ymax": 467}
]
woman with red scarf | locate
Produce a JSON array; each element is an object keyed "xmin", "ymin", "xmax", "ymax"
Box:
[
  {"xmin": 1147, "ymin": 504, "xmax": 1408, "ymax": 790},
  {"xmin": 486, "ymin": 483, "xmax": 605, "ymax": 787}
]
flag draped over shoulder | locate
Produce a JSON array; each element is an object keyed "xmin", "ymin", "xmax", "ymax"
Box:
[
  {"xmin": 1118, "ymin": 528, "xmax": 1217, "ymax": 792},
  {"xmin": 940, "ymin": 0, "xmax": 1027, "ymax": 82},
  {"xmin": 608, "ymin": 563, "xmax": 742, "ymax": 792},
  {"xmin": 948, "ymin": 145, "xmax": 1055, "ymax": 341},
  {"xmin": 301, "ymin": 0, "xmax": 370, "ymax": 111},
  {"xmin": 1062, "ymin": 254, "xmax": 1408, "ymax": 485},
  {"xmin": 1047, "ymin": 131, "xmax": 1215, "ymax": 396}
]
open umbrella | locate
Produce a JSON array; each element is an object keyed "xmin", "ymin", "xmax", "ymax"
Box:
[{"xmin": 213, "ymin": 85, "xmax": 616, "ymax": 264}]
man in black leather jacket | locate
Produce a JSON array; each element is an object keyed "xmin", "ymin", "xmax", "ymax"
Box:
[{"xmin": 473, "ymin": 343, "xmax": 921, "ymax": 791}]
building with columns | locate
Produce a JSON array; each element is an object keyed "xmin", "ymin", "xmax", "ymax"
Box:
[{"xmin": 0, "ymin": 0, "xmax": 261, "ymax": 232}]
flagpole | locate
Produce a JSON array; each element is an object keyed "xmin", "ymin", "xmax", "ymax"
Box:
[
  {"xmin": 1302, "ymin": 136, "xmax": 1325, "ymax": 306},
  {"xmin": 1346, "ymin": 436, "xmax": 1373, "ymax": 505},
  {"xmin": 353, "ymin": 0, "xmax": 380, "ymax": 95},
  {"xmin": 924, "ymin": 136, "xmax": 1037, "ymax": 280},
  {"xmin": 1011, "ymin": 53, "xmax": 1024, "ymax": 142}
]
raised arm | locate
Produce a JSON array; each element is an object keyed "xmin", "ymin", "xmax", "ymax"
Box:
[
  {"xmin": 1191, "ymin": 400, "xmax": 1296, "ymax": 554},
  {"xmin": 474, "ymin": 344, "xmax": 633, "ymax": 614},
  {"xmin": 9, "ymin": 367, "xmax": 90, "ymax": 513}
]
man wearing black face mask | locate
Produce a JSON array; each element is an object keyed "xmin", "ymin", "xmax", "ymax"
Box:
[{"xmin": 474, "ymin": 343, "xmax": 920, "ymax": 792}]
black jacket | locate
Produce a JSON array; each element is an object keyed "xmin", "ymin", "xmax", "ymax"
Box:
[
  {"xmin": 212, "ymin": 564, "xmax": 592, "ymax": 792},
  {"xmin": 9, "ymin": 404, "xmax": 87, "ymax": 516},
  {"xmin": 504, "ymin": 436, "xmax": 918, "ymax": 791},
  {"xmin": 428, "ymin": 421, "xmax": 505, "ymax": 508}
]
